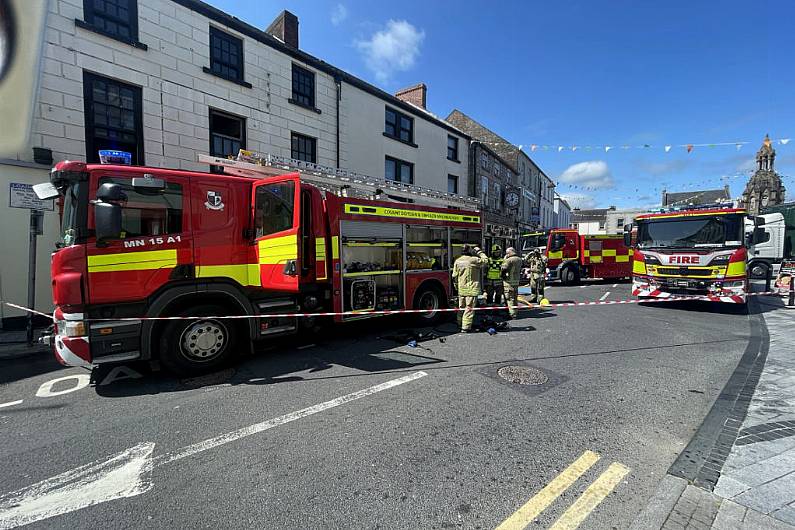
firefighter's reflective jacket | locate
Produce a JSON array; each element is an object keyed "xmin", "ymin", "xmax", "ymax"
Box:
[
  {"xmin": 453, "ymin": 251, "xmax": 489, "ymax": 296},
  {"xmin": 487, "ymin": 257, "xmax": 504, "ymax": 280}
]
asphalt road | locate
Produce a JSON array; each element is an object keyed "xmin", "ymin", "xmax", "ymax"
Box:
[{"xmin": 0, "ymin": 280, "xmax": 766, "ymax": 529}]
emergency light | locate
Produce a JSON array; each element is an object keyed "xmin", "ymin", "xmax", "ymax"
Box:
[{"xmin": 99, "ymin": 150, "xmax": 132, "ymax": 165}]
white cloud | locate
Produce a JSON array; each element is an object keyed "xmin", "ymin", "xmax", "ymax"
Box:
[
  {"xmin": 560, "ymin": 193, "xmax": 597, "ymax": 209},
  {"xmin": 331, "ymin": 4, "xmax": 348, "ymax": 26},
  {"xmin": 355, "ymin": 20, "xmax": 425, "ymax": 83},
  {"xmin": 558, "ymin": 160, "xmax": 615, "ymax": 189}
]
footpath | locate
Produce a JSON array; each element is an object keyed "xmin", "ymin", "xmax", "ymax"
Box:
[{"xmin": 631, "ymin": 294, "xmax": 795, "ymax": 530}]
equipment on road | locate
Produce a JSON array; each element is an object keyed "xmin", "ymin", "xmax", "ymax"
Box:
[
  {"xmin": 35, "ymin": 151, "xmax": 485, "ymax": 374},
  {"xmin": 626, "ymin": 204, "xmax": 763, "ymax": 304},
  {"xmin": 544, "ymin": 229, "xmax": 632, "ymax": 285}
]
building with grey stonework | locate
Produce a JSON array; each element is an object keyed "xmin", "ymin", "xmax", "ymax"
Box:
[
  {"xmin": 739, "ymin": 135, "xmax": 786, "ymax": 214},
  {"xmin": 445, "ymin": 109, "xmax": 555, "ymax": 232}
]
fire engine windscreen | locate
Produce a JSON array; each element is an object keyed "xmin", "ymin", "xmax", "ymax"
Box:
[
  {"xmin": 636, "ymin": 214, "xmax": 744, "ymax": 249},
  {"xmin": 60, "ymin": 182, "xmax": 84, "ymax": 247}
]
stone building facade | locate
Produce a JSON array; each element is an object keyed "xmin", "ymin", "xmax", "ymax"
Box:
[
  {"xmin": 445, "ymin": 109, "xmax": 555, "ymax": 231},
  {"xmin": 739, "ymin": 135, "xmax": 786, "ymax": 214}
]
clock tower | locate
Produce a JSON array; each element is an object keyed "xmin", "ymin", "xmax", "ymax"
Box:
[{"xmin": 740, "ymin": 135, "xmax": 786, "ymax": 214}]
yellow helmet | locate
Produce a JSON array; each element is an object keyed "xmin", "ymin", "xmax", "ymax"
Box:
[{"xmin": 491, "ymin": 244, "xmax": 502, "ymax": 253}]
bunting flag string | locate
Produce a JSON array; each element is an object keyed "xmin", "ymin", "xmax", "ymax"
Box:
[{"xmin": 479, "ymin": 137, "xmax": 792, "ymax": 154}]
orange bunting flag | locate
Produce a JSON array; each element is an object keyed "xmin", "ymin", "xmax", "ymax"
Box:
[{"xmin": 686, "ymin": 144, "xmax": 694, "ymax": 153}]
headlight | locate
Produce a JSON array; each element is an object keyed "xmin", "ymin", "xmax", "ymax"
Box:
[
  {"xmin": 61, "ymin": 321, "xmax": 86, "ymax": 337},
  {"xmin": 710, "ymin": 255, "xmax": 730, "ymax": 265}
]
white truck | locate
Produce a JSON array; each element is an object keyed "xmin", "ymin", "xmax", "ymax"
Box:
[{"xmin": 747, "ymin": 203, "xmax": 795, "ymax": 278}]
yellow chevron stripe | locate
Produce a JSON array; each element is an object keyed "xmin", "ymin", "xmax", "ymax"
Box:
[
  {"xmin": 602, "ymin": 249, "xmax": 617, "ymax": 257},
  {"xmin": 195, "ymin": 264, "xmax": 261, "ymax": 286},
  {"xmin": 331, "ymin": 236, "xmax": 340, "ymax": 259},
  {"xmin": 258, "ymin": 234, "xmax": 298, "ymax": 264},
  {"xmin": 87, "ymin": 249, "xmax": 178, "ymax": 273},
  {"xmin": 615, "ymin": 255, "xmax": 630, "ymax": 263},
  {"xmin": 727, "ymin": 261, "xmax": 746, "ymax": 277}
]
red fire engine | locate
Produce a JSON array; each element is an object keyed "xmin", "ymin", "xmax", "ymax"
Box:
[
  {"xmin": 545, "ymin": 229, "xmax": 633, "ymax": 285},
  {"xmin": 38, "ymin": 152, "xmax": 483, "ymax": 375},
  {"xmin": 627, "ymin": 206, "xmax": 756, "ymax": 304}
]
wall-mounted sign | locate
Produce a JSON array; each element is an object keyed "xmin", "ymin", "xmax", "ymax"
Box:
[{"xmin": 9, "ymin": 182, "xmax": 55, "ymax": 211}]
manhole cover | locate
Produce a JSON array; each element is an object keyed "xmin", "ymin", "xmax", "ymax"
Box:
[{"xmin": 497, "ymin": 366, "xmax": 548, "ymax": 385}]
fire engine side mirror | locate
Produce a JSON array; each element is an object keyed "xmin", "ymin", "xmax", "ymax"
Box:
[
  {"xmin": 550, "ymin": 233, "xmax": 566, "ymax": 251},
  {"xmin": 95, "ymin": 202, "xmax": 122, "ymax": 243},
  {"xmin": 95, "ymin": 183, "xmax": 126, "ymax": 242},
  {"xmin": 96, "ymin": 182, "xmax": 126, "ymax": 201},
  {"xmin": 623, "ymin": 223, "xmax": 633, "ymax": 247}
]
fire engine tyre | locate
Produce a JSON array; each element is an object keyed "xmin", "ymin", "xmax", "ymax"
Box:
[
  {"xmin": 560, "ymin": 265, "xmax": 580, "ymax": 286},
  {"xmin": 158, "ymin": 305, "xmax": 239, "ymax": 376},
  {"xmin": 749, "ymin": 261, "xmax": 770, "ymax": 279},
  {"xmin": 413, "ymin": 285, "xmax": 447, "ymax": 325}
]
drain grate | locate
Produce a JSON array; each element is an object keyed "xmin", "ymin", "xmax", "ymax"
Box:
[{"xmin": 497, "ymin": 366, "xmax": 548, "ymax": 385}]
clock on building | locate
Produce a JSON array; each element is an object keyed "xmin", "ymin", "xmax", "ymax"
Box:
[{"xmin": 505, "ymin": 190, "xmax": 520, "ymax": 208}]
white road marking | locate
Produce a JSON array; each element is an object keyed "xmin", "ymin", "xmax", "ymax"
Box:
[
  {"xmin": 612, "ymin": 284, "xmax": 618, "ymax": 288},
  {"xmin": 0, "ymin": 442, "xmax": 155, "ymax": 529},
  {"xmin": 35, "ymin": 375, "xmax": 90, "ymax": 398},
  {"xmin": 0, "ymin": 400, "xmax": 23, "ymax": 409},
  {"xmin": 599, "ymin": 292, "xmax": 610, "ymax": 301},
  {"xmin": 579, "ymin": 285, "xmax": 587, "ymax": 289},
  {"xmin": 0, "ymin": 371, "xmax": 427, "ymax": 528}
]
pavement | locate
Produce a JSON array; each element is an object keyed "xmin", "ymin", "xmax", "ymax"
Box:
[
  {"xmin": 0, "ymin": 279, "xmax": 790, "ymax": 529},
  {"xmin": 0, "ymin": 329, "xmax": 50, "ymax": 361}
]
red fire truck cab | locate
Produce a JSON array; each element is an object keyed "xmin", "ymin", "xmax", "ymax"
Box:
[
  {"xmin": 545, "ymin": 229, "xmax": 632, "ymax": 285},
  {"xmin": 42, "ymin": 159, "xmax": 482, "ymax": 374}
]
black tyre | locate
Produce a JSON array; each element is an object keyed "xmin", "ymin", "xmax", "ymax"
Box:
[
  {"xmin": 158, "ymin": 305, "xmax": 240, "ymax": 376},
  {"xmin": 560, "ymin": 265, "xmax": 580, "ymax": 286},
  {"xmin": 749, "ymin": 262, "xmax": 770, "ymax": 280},
  {"xmin": 413, "ymin": 285, "xmax": 447, "ymax": 325}
]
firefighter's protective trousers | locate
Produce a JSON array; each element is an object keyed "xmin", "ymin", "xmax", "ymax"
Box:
[
  {"xmin": 501, "ymin": 255, "xmax": 523, "ymax": 318},
  {"xmin": 452, "ymin": 251, "xmax": 489, "ymax": 331}
]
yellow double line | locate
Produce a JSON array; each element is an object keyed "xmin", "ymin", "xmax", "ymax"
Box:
[{"xmin": 496, "ymin": 450, "xmax": 630, "ymax": 530}]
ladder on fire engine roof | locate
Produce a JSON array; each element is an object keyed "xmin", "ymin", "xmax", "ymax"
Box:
[{"xmin": 197, "ymin": 150, "xmax": 481, "ymax": 211}]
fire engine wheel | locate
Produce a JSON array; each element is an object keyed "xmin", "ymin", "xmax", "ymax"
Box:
[
  {"xmin": 413, "ymin": 286, "xmax": 446, "ymax": 324},
  {"xmin": 560, "ymin": 266, "xmax": 579, "ymax": 286},
  {"xmin": 749, "ymin": 262, "xmax": 769, "ymax": 279},
  {"xmin": 159, "ymin": 305, "xmax": 238, "ymax": 375}
]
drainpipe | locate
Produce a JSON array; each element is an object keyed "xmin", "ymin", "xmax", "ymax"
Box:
[{"xmin": 334, "ymin": 75, "xmax": 341, "ymax": 168}]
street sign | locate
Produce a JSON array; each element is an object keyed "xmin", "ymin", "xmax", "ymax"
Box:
[{"xmin": 9, "ymin": 182, "xmax": 54, "ymax": 211}]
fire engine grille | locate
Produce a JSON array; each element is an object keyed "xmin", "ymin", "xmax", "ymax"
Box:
[{"xmin": 657, "ymin": 267, "xmax": 714, "ymax": 277}]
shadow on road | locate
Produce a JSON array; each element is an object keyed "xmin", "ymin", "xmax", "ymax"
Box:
[
  {"xmin": 0, "ymin": 353, "xmax": 68, "ymax": 385},
  {"xmin": 91, "ymin": 308, "xmax": 556, "ymax": 398}
]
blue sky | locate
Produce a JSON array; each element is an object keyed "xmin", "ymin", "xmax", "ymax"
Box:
[{"xmin": 210, "ymin": 0, "xmax": 795, "ymax": 209}]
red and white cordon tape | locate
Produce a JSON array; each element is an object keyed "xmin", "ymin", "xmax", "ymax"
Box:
[{"xmin": 1, "ymin": 290, "xmax": 786, "ymax": 323}]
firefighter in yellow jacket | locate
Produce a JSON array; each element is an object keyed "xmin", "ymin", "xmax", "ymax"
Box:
[
  {"xmin": 501, "ymin": 247, "xmax": 523, "ymax": 319},
  {"xmin": 485, "ymin": 244, "xmax": 504, "ymax": 305},
  {"xmin": 452, "ymin": 245, "xmax": 489, "ymax": 332}
]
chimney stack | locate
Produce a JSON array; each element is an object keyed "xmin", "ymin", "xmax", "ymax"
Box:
[
  {"xmin": 395, "ymin": 83, "xmax": 427, "ymax": 109},
  {"xmin": 266, "ymin": 10, "xmax": 299, "ymax": 49}
]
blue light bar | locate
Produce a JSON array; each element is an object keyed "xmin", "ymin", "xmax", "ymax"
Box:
[{"xmin": 98, "ymin": 150, "xmax": 132, "ymax": 165}]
